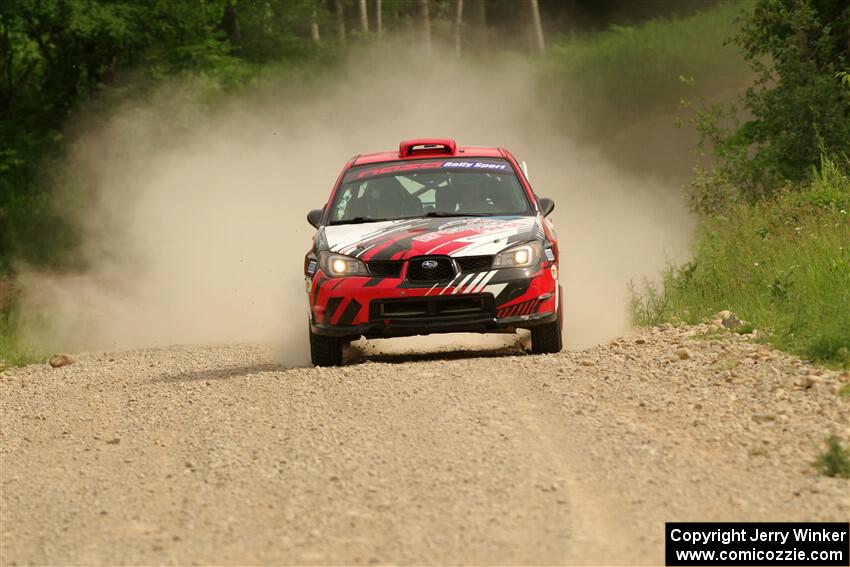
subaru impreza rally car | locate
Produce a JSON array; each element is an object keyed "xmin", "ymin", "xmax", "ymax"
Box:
[{"xmin": 304, "ymin": 138, "xmax": 562, "ymax": 366}]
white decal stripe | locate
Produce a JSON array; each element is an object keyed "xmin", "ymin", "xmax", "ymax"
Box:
[
  {"xmin": 469, "ymin": 270, "xmax": 497, "ymax": 294},
  {"xmin": 424, "ymin": 283, "xmax": 439, "ymax": 296},
  {"xmin": 339, "ymin": 226, "xmax": 397, "ymax": 254},
  {"xmin": 451, "ymin": 274, "xmax": 474, "ymax": 295},
  {"xmin": 330, "ymin": 216, "xmax": 538, "ymax": 257},
  {"xmin": 439, "ymin": 274, "xmax": 461, "ymax": 295},
  {"xmin": 355, "ymin": 244, "xmax": 376, "ymax": 258},
  {"xmin": 327, "ymin": 222, "xmax": 394, "ymax": 252},
  {"xmin": 483, "ymin": 282, "xmax": 508, "ymax": 298},
  {"xmin": 429, "ymin": 220, "xmax": 535, "ymax": 256},
  {"xmin": 326, "ymin": 219, "xmax": 421, "ymax": 253},
  {"xmin": 425, "ymin": 241, "xmax": 454, "ymax": 255},
  {"xmin": 464, "ymin": 272, "xmax": 487, "ymax": 294}
]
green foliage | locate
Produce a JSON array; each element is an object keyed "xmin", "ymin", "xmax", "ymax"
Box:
[
  {"xmin": 0, "ymin": 300, "xmax": 42, "ymax": 369},
  {"xmin": 688, "ymin": 0, "xmax": 850, "ymax": 208},
  {"xmin": 541, "ymin": 2, "xmax": 750, "ymax": 139},
  {"xmin": 632, "ymin": 154, "xmax": 850, "ymax": 366},
  {"xmin": 628, "ymin": 278, "xmax": 670, "ymax": 327},
  {"xmin": 0, "ymin": 0, "xmax": 340, "ymax": 276},
  {"xmin": 626, "ymin": 2, "xmax": 850, "ymax": 371},
  {"xmin": 813, "ymin": 435, "xmax": 850, "ymax": 479},
  {"xmin": 733, "ymin": 322, "xmax": 756, "ymax": 335}
]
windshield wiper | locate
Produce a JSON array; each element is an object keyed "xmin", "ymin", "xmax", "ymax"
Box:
[
  {"xmin": 330, "ymin": 216, "xmax": 391, "ymax": 225},
  {"xmin": 331, "ymin": 212, "xmax": 499, "ymax": 225},
  {"xmin": 423, "ymin": 211, "xmax": 494, "ymax": 218}
]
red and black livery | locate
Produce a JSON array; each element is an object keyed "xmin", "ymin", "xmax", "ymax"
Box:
[{"xmin": 304, "ymin": 138, "xmax": 562, "ymax": 365}]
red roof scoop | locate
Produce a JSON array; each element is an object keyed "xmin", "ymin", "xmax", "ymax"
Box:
[{"xmin": 398, "ymin": 138, "xmax": 457, "ymax": 158}]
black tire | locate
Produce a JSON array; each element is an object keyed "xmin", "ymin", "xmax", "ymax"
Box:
[
  {"xmin": 309, "ymin": 329, "xmax": 343, "ymax": 366},
  {"xmin": 531, "ymin": 315, "xmax": 563, "ymax": 354}
]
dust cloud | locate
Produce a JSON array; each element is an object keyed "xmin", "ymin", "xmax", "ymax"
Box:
[{"xmin": 22, "ymin": 44, "xmax": 692, "ymax": 363}]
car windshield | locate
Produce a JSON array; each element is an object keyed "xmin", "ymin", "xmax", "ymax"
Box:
[{"xmin": 328, "ymin": 158, "xmax": 533, "ymax": 224}]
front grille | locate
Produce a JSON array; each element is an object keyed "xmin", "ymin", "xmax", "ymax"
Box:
[
  {"xmin": 368, "ymin": 261, "xmax": 403, "ymax": 278},
  {"xmin": 456, "ymin": 255, "xmax": 493, "ymax": 272},
  {"xmin": 406, "ymin": 256, "xmax": 455, "ymax": 282},
  {"xmin": 370, "ymin": 295, "xmax": 495, "ymax": 320}
]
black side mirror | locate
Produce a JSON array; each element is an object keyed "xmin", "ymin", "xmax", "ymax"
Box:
[
  {"xmin": 539, "ymin": 197, "xmax": 555, "ymax": 217},
  {"xmin": 307, "ymin": 208, "xmax": 323, "ymax": 228}
]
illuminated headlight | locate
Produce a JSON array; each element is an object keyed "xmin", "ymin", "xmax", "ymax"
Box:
[
  {"xmin": 319, "ymin": 252, "xmax": 368, "ymax": 277},
  {"xmin": 493, "ymin": 242, "xmax": 542, "ymax": 269}
]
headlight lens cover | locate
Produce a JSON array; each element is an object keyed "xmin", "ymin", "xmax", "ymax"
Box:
[
  {"xmin": 493, "ymin": 241, "xmax": 542, "ymax": 269},
  {"xmin": 319, "ymin": 252, "xmax": 368, "ymax": 277}
]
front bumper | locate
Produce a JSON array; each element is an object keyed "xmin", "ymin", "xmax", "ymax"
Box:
[
  {"xmin": 308, "ymin": 264, "xmax": 559, "ymax": 339},
  {"xmin": 312, "ymin": 294, "xmax": 558, "ymax": 338}
]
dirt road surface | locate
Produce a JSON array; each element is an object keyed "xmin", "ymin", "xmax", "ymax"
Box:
[{"xmin": 2, "ymin": 324, "xmax": 849, "ymax": 565}]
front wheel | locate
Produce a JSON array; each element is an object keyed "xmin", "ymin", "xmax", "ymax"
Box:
[
  {"xmin": 531, "ymin": 315, "xmax": 563, "ymax": 354},
  {"xmin": 309, "ymin": 329, "xmax": 343, "ymax": 366}
]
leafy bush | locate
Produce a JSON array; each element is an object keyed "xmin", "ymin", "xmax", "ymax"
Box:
[
  {"xmin": 689, "ymin": 0, "xmax": 850, "ymax": 208},
  {"xmin": 632, "ymin": 154, "xmax": 850, "ymax": 366},
  {"xmin": 0, "ymin": 298, "xmax": 42, "ymax": 370},
  {"xmin": 0, "ymin": 0, "xmax": 342, "ymax": 277},
  {"xmin": 628, "ymin": 279, "xmax": 669, "ymax": 327},
  {"xmin": 814, "ymin": 435, "xmax": 850, "ymax": 479}
]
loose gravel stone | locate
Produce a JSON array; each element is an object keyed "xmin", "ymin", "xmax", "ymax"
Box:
[
  {"xmin": 675, "ymin": 347, "xmax": 693, "ymax": 360},
  {"xmin": 47, "ymin": 353, "xmax": 76, "ymax": 368}
]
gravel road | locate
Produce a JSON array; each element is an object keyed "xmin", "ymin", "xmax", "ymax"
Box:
[{"xmin": 2, "ymin": 324, "xmax": 849, "ymax": 565}]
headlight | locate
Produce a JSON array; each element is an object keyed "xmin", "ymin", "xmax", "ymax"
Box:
[
  {"xmin": 493, "ymin": 241, "xmax": 542, "ymax": 269},
  {"xmin": 319, "ymin": 252, "xmax": 368, "ymax": 277}
]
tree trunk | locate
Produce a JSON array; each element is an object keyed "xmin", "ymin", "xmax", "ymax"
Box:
[
  {"xmin": 1, "ymin": 15, "xmax": 11, "ymax": 110},
  {"xmin": 263, "ymin": 1, "xmax": 273, "ymax": 34},
  {"xmin": 454, "ymin": 0, "xmax": 464, "ymax": 57},
  {"xmin": 222, "ymin": 2, "xmax": 241, "ymax": 45},
  {"xmin": 375, "ymin": 0, "xmax": 383, "ymax": 38},
  {"xmin": 529, "ymin": 0, "xmax": 545, "ymax": 54},
  {"xmin": 311, "ymin": 9, "xmax": 320, "ymax": 42},
  {"xmin": 419, "ymin": 0, "xmax": 431, "ymax": 54},
  {"xmin": 468, "ymin": 0, "xmax": 485, "ymax": 26},
  {"xmin": 465, "ymin": 0, "xmax": 486, "ymax": 52},
  {"xmin": 335, "ymin": 0, "xmax": 346, "ymax": 42},
  {"xmin": 359, "ymin": 0, "xmax": 369, "ymax": 33}
]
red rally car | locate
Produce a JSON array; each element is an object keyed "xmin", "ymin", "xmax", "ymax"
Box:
[{"xmin": 304, "ymin": 138, "xmax": 562, "ymax": 366}]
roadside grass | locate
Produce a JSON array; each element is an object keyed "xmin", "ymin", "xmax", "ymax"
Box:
[
  {"xmin": 631, "ymin": 155, "xmax": 850, "ymax": 368},
  {"xmin": 0, "ymin": 304, "xmax": 43, "ymax": 370},
  {"xmin": 814, "ymin": 436, "xmax": 850, "ymax": 479},
  {"xmin": 733, "ymin": 323, "xmax": 755, "ymax": 335},
  {"xmin": 692, "ymin": 330, "xmax": 728, "ymax": 341}
]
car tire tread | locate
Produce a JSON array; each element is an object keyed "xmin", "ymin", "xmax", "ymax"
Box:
[
  {"xmin": 531, "ymin": 316, "xmax": 563, "ymax": 354},
  {"xmin": 310, "ymin": 330, "xmax": 343, "ymax": 366}
]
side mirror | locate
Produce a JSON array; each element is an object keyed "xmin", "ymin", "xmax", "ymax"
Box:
[
  {"xmin": 307, "ymin": 208, "xmax": 323, "ymax": 228},
  {"xmin": 539, "ymin": 197, "xmax": 555, "ymax": 217}
]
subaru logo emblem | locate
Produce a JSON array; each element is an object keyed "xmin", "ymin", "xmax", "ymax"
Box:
[{"xmin": 421, "ymin": 260, "xmax": 439, "ymax": 269}]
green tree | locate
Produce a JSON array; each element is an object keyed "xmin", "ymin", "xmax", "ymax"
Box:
[
  {"xmin": 693, "ymin": 0, "xmax": 850, "ymax": 207},
  {"xmin": 0, "ymin": 0, "xmax": 236, "ymax": 273}
]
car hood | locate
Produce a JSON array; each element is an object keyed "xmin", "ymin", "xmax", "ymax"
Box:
[{"xmin": 320, "ymin": 215, "xmax": 542, "ymax": 261}]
